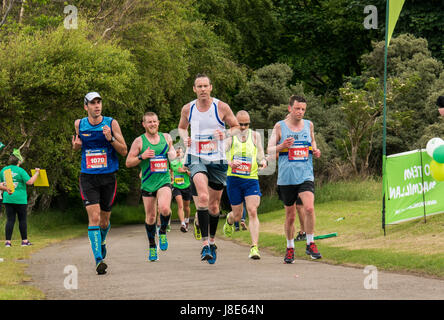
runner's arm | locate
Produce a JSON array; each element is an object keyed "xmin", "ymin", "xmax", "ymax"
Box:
[
  {"xmin": 72, "ymin": 119, "xmax": 82, "ymax": 151},
  {"xmin": 125, "ymin": 137, "xmax": 143, "ymax": 168},
  {"xmin": 310, "ymin": 122, "xmax": 321, "ymax": 158},
  {"xmin": 254, "ymin": 131, "xmax": 267, "ymax": 168},
  {"xmin": 110, "ymin": 120, "xmax": 128, "ymax": 157},
  {"xmin": 164, "ymin": 133, "xmax": 176, "ymax": 162},
  {"xmin": 219, "ymin": 102, "xmax": 240, "ymax": 138},
  {"xmin": 178, "ymin": 104, "xmax": 191, "ymax": 148},
  {"xmin": 267, "ymin": 122, "xmax": 282, "ymax": 157}
]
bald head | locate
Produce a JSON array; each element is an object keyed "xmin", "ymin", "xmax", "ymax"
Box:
[{"xmin": 236, "ymin": 110, "xmax": 250, "ymax": 131}]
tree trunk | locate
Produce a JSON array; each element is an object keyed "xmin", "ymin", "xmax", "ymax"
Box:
[
  {"xmin": 27, "ymin": 188, "xmax": 39, "ymax": 215},
  {"xmin": 18, "ymin": 0, "xmax": 25, "ymax": 24},
  {"xmin": 38, "ymin": 193, "xmax": 52, "ymax": 211}
]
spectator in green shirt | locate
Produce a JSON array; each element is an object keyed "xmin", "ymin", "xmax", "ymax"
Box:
[{"xmin": 0, "ymin": 152, "xmax": 40, "ymax": 247}]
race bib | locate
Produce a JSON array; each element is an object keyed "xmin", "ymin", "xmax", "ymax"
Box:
[
  {"xmin": 196, "ymin": 135, "xmax": 218, "ymax": 155},
  {"xmin": 86, "ymin": 149, "xmax": 108, "ymax": 169},
  {"xmin": 288, "ymin": 142, "xmax": 310, "ymax": 162},
  {"xmin": 232, "ymin": 155, "xmax": 252, "ymax": 176},
  {"xmin": 150, "ymin": 156, "xmax": 168, "ymax": 173},
  {"xmin": 174, "ymin": 175, "xmax": 185, "ymax": 185}
]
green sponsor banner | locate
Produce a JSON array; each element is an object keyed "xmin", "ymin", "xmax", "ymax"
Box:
[{"xmin": 384, "ymin": 149, "xmax": 444, "ymax": 224}]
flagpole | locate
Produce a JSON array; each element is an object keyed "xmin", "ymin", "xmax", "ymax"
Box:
[{"xmin": 382, "ymin": 0, "xmax": 390, "ymax": 236}]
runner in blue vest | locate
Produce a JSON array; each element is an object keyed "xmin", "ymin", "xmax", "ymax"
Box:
[
  {"xmin": 268, "ymin": 95, "xmax": 322, "ymax": 263},
  {"xmin": 72, "ymin": 92, "xmax": 127, "ymax": 275}
]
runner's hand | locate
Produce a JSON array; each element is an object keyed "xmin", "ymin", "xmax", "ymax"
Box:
[
  {"xmin": 184, "ymin": 137, "xmax": 191, "ymax": 147},
  {"xmin": 230, "ymin": 160, "xmax": 242, "ymax": 169},
  {"xmin": 102, "ymin": 125, "xmax": 112, "ymax": 141},
  {"xmin": 34, "ymin": 168, "xmax": 40, "ymax": 175},
  {"xmin": 281, "ymin": 137, "xmax": 294, "ymax": 149},
  {"xmin": 72, "ymin": 135, "xmax": 82, "ymax": 148},
  {"xmin": 214, "ymin": 129, "xmax": 224, "ymax": 140},
  {"xmin": 313, "ymin": 148, "xmax": 321, "ymax": 158},
  {"xmin": 259, "ymin": 159, "xmax": 267, "ymax": 170},
  {"xmin": 141, "ymin": 147, "xmax": 155, "ymax": 159}
]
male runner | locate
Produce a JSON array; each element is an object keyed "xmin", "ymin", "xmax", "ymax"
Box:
[
  {"xmin": 223, "ymin": 110, "xmax": 267, "ymax": 259},
  {"xmin": 178, "ymin": 73, "xmax": 239, "ymax": 264},
  {"xmin": 267, "ymin": 95, "xmax": 322, "ymax": 263},
  {"xmin": 126, "ymin": 112, "xmax": 176, "ymax": 261},
  {"xmin": 72, "ymin": 92, "xmax": 127, "ymax": 274},
  {"xmin": 170, "ymin": 146, "xmax": 192, "ymax": 232}
]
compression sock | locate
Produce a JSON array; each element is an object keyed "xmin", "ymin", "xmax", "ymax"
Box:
[
  {"xmin": 159, "ymin": 214, "xmax": 171, "ymax": 234},
  {"xmin": 209, "ymin": 211, "xmax": 220, "ymax": 238},
  {"xmin": 88, "ymin": 226, "xmax": 103, "ymax": 264},
  {"xmin": 100, "ymin": 223, "xmax": 111, "ymax": 243},
  {"xmin": 197, "ymin": 208, "xmax": 209, "ymax": 239},
  {"xmin": 145, "ymin": 223, "xmax": 157, "ymax": 248}
]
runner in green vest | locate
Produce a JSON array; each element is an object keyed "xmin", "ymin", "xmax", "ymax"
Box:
[
  {"xmin": 126, "ymin": 112, "xmax": 176, "ymax": 261},
  {"xmin": 222, "ymin": 110, "xmax": 267, "ymax": 259},
  {"xmin": 170, "ymin": 147, "xmax": 192, "ymax": 232}
]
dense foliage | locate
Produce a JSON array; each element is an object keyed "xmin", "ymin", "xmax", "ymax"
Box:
[{"xmin": 0, "ymin": 0, "xmax": 443, "ymax": 211}]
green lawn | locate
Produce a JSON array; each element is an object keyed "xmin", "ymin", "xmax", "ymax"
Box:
[{"xmin": 0, "ymin": 178, "xmax": 443, "ymax": 300}]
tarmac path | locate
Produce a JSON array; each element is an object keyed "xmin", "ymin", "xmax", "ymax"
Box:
[{"xmin": 26, "ymin": 223, "xmax": 444, "ymax": 300}]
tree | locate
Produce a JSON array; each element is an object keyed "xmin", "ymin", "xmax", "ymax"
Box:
[{"xmin": 0, "ymin": 21, "xmax": 139, "ymax": 212}]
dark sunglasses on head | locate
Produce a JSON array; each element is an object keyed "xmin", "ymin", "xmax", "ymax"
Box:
[{"xmin": 239, "ymin": 123, "xmax": 250, "ymax": 126}]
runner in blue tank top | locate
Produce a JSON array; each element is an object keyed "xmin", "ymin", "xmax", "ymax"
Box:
[
  {"xmin": 268, "ymin": 95, "xmax": 322, "ymax": 263},
  {"xmin": 72, "ymin": 92, "xmax": 128, "ymax": 275}
]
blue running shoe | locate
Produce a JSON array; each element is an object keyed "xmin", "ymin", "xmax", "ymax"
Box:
[
  {"xmin": 148, "ymin": 247, "xmax": 158, "ymax": 262},
  {"xmin": 201, "ymin": 245, "xmax": 213, "ymax": 261},
  {"xmin": 159, "ymin": 234, "xmax": 168, "ymax": 251},
  {"xmin": 208, "ymin": 244, "xmax": 217, "ymax": 264}
]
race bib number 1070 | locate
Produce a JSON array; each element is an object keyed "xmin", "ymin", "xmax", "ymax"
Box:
[{"xmin": 86, "ymin": 149, "xmax": 108, "ymax": 169}]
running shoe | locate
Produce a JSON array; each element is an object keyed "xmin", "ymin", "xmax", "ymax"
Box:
[
  {"xmin": 223, "ymin": 218, "xmax": 234, "ymax": 237},
  {"xmin": 21, "ymin": 240, "xmax": 32, "ymax": 247},
  {"xmin": 249, "ymin": 245, "xmax": 261, "ymax": 260},
  {"xmin": 148, "ymin": 247, "xmax": 158, "ymax": 262},
  {"xmin": 5, "ymin": 242, "xmax": 11, "ymax": 248},
  {"xmin": 235, "ymin": 225, "xmax": 240, "ymax": 232},
  {"xmin": 96, "ymin": 260, "xmax": 108, "ymax": 275},
  {"xmin": 180, "ymin": 224, "xmax": 187, "ymax": 233},
  {"xmin": 201, "ymin": 245, "xmax": 213, "ymax": 261},
  {"xmin": 295, "ymin": 231, "xmax": 306, "ymax": 242},
  {"xmin": 159, "ymin": 234, "xmax": 168, "ymax": 251},
  {"xmin": 193, "ymin": 219, "xmax": 202, "ymax": 240},
  {"xmin": 185, "ymin": 221, "xmax": 189, "ymax": 230},
  {"xmin": 240, "ymin": 220, "xmax": 247, "ymax": 231},
  {"xmin": 284, "ymin": 247, "xmax": 295, "ymax": 264},
  {"xmin": 306, "ymin": 242, "xmax": 322, "ymax": 260},
  {"xmin": 208, "ymin": 244, "xmax": 217, "ymax": 264},
  {"xmin": 101, "ymin": 240, "xmax": 107, "ymax": 259}
]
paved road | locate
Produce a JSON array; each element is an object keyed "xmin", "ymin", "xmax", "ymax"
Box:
[{"xmin": 26, "ymin": 224, "xmax": 444, "ymax": 300}]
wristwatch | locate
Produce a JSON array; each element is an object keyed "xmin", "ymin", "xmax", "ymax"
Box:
[
  {"xmin": 138, "ymin": 154, "xmax": 143, "ymax": 161},
  {"xmin": 109, "ymin": 136, "xmax": 116, "ymax": 143}
]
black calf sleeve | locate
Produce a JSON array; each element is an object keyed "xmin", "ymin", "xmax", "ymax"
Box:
[
  {"xmin": 197, "ymin": 209, "xmax": 209, "ymax": 239},
  {"xmin": 145, "ymin": 223, "xmax": 157, "ymax": 247},
  {"xmin": 209, "ymin": 212, "xmax": 220, "ymax": 238}
]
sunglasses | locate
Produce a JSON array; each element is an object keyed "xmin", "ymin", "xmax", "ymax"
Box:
[{"xmin": 239, "ymin": 123, "xmax": 250, "ymax": 127}]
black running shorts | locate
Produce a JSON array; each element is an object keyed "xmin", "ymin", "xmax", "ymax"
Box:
[
  {"xmin": 172, "ymin": 186, "xmax": 192, "ymax": 201},
  {"xmin": 277, "ymin": 181, "xmax": 315, "ymax": 207},
  {"xmin": 79, "ymin": 173, "xmax": 117, "ymax": 212}
]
